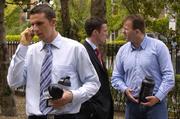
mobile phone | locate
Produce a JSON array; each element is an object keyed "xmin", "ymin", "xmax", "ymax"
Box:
[{"xmin": 29, "ymin": 26, "xmax": 35, "ymax": 38}]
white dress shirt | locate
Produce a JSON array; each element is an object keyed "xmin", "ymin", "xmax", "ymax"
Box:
[
  {"xmin": 85, "ymin": 38, "xmax": 97, "ymax": 50},
  {"xmin": 7, "ymin": 34, "xmax": 100, "ymax": 116}
]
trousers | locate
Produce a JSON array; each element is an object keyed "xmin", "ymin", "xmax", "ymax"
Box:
[
  {"xmin": 28, "ymin": 113, "xmax": 79, "ymax": 119},
  {"xmin": 125, "ymin": 99, "xmax": 168, "ymax": 119}
]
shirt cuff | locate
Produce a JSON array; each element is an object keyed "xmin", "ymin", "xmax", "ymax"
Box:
[
  {"xmin": 70, "ymin": 90, "xmax": 80, "ymax": 105},
  {"xmin": 121, "ymin": 85, "xmax": 128, "ymax": 93},
  {"xmin": 155, "ymin": 90, "xmax": 165, "ymax": 101}
]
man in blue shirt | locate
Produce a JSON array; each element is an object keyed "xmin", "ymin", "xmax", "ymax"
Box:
[{"xmin": 111, "ymin": 14, "xmax": 175, "ymax": 119}]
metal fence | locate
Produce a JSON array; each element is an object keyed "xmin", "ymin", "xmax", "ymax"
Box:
[
  {"xmin": 7, "ymin": 41, "xmax": 19, "ymax": 59},
  {"xmin": 7, "ymin": 41, "xmax": 180, "ymax": 118},
  {"xmin": 106, "ymin": 43, "xmax": 180, "ymax": 74},
  {"xmin": 7, "ymin": 41, "xmax": 180, "ymax": 73}
]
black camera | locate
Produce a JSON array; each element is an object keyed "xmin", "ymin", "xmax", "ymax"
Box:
[
  {"xmin": 47, "ymin": 76, "xmax": 71, "ymax": 106},
  {"xmin": 48, "ymin": 84, "xmax": 64, "ymax": 100},
  {"xmin": 139, "ymin": 77, "xmax": 155, "ymax": 103}
]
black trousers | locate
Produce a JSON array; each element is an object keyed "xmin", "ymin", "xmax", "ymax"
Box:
[
  {"xmin": 28, "ymin": 114, "xmax": 79, "ymax": 119},
  {"xmin": 78, "ymin": 101, "xmax": 96, "ymax": 119}
]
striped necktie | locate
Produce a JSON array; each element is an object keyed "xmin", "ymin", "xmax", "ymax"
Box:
[{"xmin": 39, "ymin": 44, "xmax": 53, "ymax": 114}]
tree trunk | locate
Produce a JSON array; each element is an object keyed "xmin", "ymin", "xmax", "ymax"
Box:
[
  {"xmin": 0, "ymin": 0, "xmax": 17, "ymax": 116},
  {"xmin": 91, "ymin": 0, "xmax": 107, "ymax": 60},
  {"xmin": 60, "ymin": 0, "xmax": 72, "ymax": 38},
  {"xmin": 91, "ymin": 0, "xmax": 106, "ymax": 20}
]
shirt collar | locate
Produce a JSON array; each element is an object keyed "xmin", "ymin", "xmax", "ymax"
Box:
[
  {"xmin": 85, "ymin": 38, "xmax": 97, "ymax": 50},
  {"xmin": 131, "ymin": 35, "xmax": 148, "ymax": 51},
  {"xmin": 40, "ymin": 33, "xmax": 62, "ymax": 51}
]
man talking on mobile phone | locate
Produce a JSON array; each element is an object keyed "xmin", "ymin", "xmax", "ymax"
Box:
[{"xmin": 7, "ymin": 4, "xmax": 100, "ymax": 119}]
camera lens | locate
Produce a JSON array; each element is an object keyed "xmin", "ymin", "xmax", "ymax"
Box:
[{"xmin": 48, "ymin": 84, "xmax": 64, "ymax": 100}]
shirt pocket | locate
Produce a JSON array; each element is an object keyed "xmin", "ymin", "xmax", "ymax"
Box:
[{"xmin": 52, "ymin": 65, "xmax": 75, "ymax": 90}]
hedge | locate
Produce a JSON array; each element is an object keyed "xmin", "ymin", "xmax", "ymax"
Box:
[
  {"xmin": 6, "ymin": 35, "xmax": 39, "ymax": 42},
  {"xmin": 6, "ymin": 35, "xmax": 126, "ymax": 45}
]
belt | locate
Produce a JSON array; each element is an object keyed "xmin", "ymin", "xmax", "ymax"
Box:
[{"xmin": 28, "ymin": 113, "xmax": 77, "ymax": 119}]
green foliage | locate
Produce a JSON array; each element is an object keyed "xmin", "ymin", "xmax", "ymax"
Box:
[
  {"xmin": 3, "ymin": 86, "xmax": 12, "ymax": 96},
  {"xmin": 6, "ymin": 34, "xmax": 126, "ymax": 45},
  {"xmin": 4, "ymin": 0, "xmax": 180, "ymax": 44},
  {"xmin": 6, "ymin": 35, "xmax": 39, "ymax": 42},
  {"xmin": 106, "ymin": 39, "xmax": 126, "ymax": 57},
  {"xmin": 120, "ymin": 0, "xmax": 180, "ymax": 40},
  {"xmin": 55, "ymin": 0, "xmax": 90, "ymax": 41},
  {"xmin": 6, "ymin": 35, "xmax": 20, "ymax": 41},
  {"xmin": 176, "ymin": 74, "xmax": 180, "ymax": 80},
  {"xmin": 5, "ymin": 2, "xmax": 17, "ymax": 17},
  {"xmin": 107, "ymin": 68, "xmax": 113, "ymax": 77},
  {"xmin": 69, "ymin": 0, "xmax": 91, "ymax": 40},
  {"xmin": 53, "ymin": 0, "xmax": 62, "ymax": 33},
  {"xmin": 5, "ymin": 3, "xmax": 28, "ymax": 35},
  {"xmin": 106, "ymin": 0, "xmax": 128, "ymax": 31},
  {"xmin": 107, "ymin": 39, "xmax": 126, "ymax": 45},
  {"xmin": 121, "ymin": 0, "xmax": 164, "ymax": 19},
  {"xmin": 168, "ymin": 0, "xmax": 180, "ymax": 14},
  {"xmin": 115, "ymin": 34, "xmax": 125, "ymax": 41},
  {"xmin": 13, "ymin": 0, "xmax": 30, "ymax": 4},
  {"xmin": 57, "ymin": 0, "xmax": 128, "ymax": 40},
  {"xmin": 147, "ymin": 17, "xmax": 169, "ymax": 36}
]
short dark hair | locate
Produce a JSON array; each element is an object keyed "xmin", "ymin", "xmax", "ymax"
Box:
[
  {"xmin": 29, "ymin": 4, "xmax": 56, "ymax": 20},
  {"xmin": 85, "ymin": 17, "xmax": 107, "ymax": 37},
  {"xmin": 123, "ymin": 14, "xmax": 145, "ymax": 33}
]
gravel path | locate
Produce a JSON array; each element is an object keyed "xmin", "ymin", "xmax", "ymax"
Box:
[
  {"xmin": 0, "ymin": 95, "xmax": 27, "ymax": 119},
  {"xmin": 0, "ymin": 95, "xmax": 124, "ymax": 119}
]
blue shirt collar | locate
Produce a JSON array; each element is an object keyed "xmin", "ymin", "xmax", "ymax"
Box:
[{"xmin": 131, "ymin": 35, "xmax": 148, "ymax": 51}]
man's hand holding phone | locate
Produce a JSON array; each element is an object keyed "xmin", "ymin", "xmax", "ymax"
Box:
[{"xmin": 20, "ymin": 27, "xmax": 34, "ymax": 46}]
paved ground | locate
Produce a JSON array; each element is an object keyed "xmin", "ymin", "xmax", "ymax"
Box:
[
  {"xmin": 114, "ymin": 112, "xmax": 125, "ymax": 119},
  {"xmin": 0, "ymin": 95, "xmax": 26, "ymax": 119},
  {"xmin": 0, "ymin": 95, "xmax": 125, "ymax": 119}
]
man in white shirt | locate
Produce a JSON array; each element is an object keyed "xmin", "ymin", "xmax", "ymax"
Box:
[{"xmin": 7, "ymin": 4, "xmax": 100, "ymax": 119}]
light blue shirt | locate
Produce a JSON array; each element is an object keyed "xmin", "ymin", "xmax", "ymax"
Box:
[
  {"xmin": 7, "ymin": 34, "xmax": 100, "ymax": 116},
  {"xmin": 85, "ymin": 38, "xmax": 97, "ymax": 50},
  {"xmin": 111, "ymin": 35, "xmax": 175, "ymax": 101}
]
